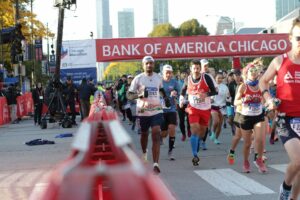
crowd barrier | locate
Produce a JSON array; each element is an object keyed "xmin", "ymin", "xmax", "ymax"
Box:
[
  {"xmin": 32, "ymin": 102, "xmax": 176, "ymax": 200},
  {"xmin": 0, "ymin": 92, "xmax": 34, "ymax": 126}
]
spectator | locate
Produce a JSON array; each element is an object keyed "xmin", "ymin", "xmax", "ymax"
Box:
[
  {"xmin": 78, "ymin": 78, "xmax": 94, "ymax": 119},
  {"xmin": 32, "ymin": 82, "xmax": 44, "ymax": 125}
]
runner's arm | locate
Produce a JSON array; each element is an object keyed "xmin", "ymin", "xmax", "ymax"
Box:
[{"xmin": 204, "ymin": 74, "xmax": 218, "ymax": 96}]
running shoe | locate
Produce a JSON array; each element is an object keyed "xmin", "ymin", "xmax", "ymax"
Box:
[
  {"xmin": 181, "ymin": 134, "xmax": 186, "ymax": 141},
  {"xmin": 243, "ymin": 160, "xmax": 250, "ymax": 173},
  {"xmin": 142, "ymin": 150, "xmax": 148, "ymax": 162},
  {"xmin": 168, "ymin": 151, "xmax": 175, "ymax": 161},
  {"xmin": 227, "ymin": 153, "xmax": 235, "ymax": 165},
  {"xmin": 201, "ymin": 142, "xmax": 207, "ymax": 150},
  {"xmin": 192, "ymin": 156, "xmax": 200, "ymax": 166},
  {"xmin": 214, "ymin": 138, "xmax": 221, "ymax": 145},
  {"xmin": 278, "ymin": 184, "xmax": 291, "ymax": 200},
  {"xmin": 153, "ymin": 163, "xmax": 161, "ymax": 174},
  {"xmin": 209, "ymin": 132, "xmax": 216, "ymax": 141},
  {"xmin": 269, "ymin": 137, "xmax": 275, "ymax": 145},
  {"xmin": 254, "ymin": 157, "xmax": 268, "ymax": 173},
  {"xmin": 187, "ymin": 130, "xmax": 192, "ymax": 138}
]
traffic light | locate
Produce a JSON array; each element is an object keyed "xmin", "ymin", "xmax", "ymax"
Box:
[{"xmin": 10, "ymin": 24, "xmax": 25, "ymax": 63}]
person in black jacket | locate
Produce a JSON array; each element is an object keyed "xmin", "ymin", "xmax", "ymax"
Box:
[
  {"xmin": 6, "ymin": 84, "xmax": 20, "ymax": 124},
  {"xmin": 63, "ymin": 76, "xmax": 77, "ymax": 125},
  {"xmin": 78, "ymin": 78, "xmax": 94, "ymax": 119},
  {"xmin": 32, "ymin": 82, "xmax": 44, "ymax": 125}
]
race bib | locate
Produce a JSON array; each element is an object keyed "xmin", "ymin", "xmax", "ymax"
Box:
[
  {"xmin": 248, "ymin": 103, "xmax": 260, "ymax": 112},
  {"xmin": 290, "ymin": 118, "xmax": 300, "ymax": 136}
]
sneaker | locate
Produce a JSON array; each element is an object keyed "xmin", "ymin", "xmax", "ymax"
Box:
[
  {"xmin": 269, "ymin": 137, "xmax": 275, "ymax": 145},
  {"xmin": 187, "ymin": 130, "xmax": 192, "ymax": 138},
  {"xmin": 168, "ymin": 151, "xmax": 175, "ymax": 161},
  {"xmin": 223, "ymin": 122, "xmax": 227, "ymax": 129},
  {"xmin": 214, "ymin": 138, "xmax": 221, "ymax": 145},
  {"xmin": 142, "ymin": 150, "xmax": 148, "ymax": 162},
  {"xmin": 279, "ymin": 184, "xmax": 291, "ymax": 200},
  {"xmin": 243, "ymin": 160, "xmax": 250, "ymax": 173},
  {"xmin": 192, "ymin": 156, "xmax": 200, "ymax": 166},
  {"xmin": 254, "ymin": 158, "xmax": 268, "ymax": 173},
  {"xmin": 201, "ymin": 142, "xmax": 207, "ymax": 150},
  {"xmin": 181, "ymin": 134, "xmax": 186, "ymax": 141},
  {"xmin": 227, "ymin": 153, "xmax": 235, "ymax": 165},
  {"xmin": 209, "ymin": 132, "xmax": 216, "ymax": 141},
  {"xmin": 153, "ymin": 163, "xmax": 161, "ymax": 174}
]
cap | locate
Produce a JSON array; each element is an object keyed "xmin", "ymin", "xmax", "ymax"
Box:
[
  {"xmin": 128, "ymin": 75, "xmax": 134, "ymax": 78},
  {"xmin": 142, "ymin": 56, "xmax": 154, "ymax": 63},
  {"xmin": 200, "ymin": 59, "xmax": 209, "ymax": 66},
  {"xmin": 163, "ymin": 64, "xmax": 173, "ymax": 72}
]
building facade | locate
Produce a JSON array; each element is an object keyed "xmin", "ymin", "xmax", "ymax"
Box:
[
  {"xmin": 276, "ymin": 0, "xmax": 300, "ymax": 20},
  {"xmin": 153, "ymin": 0, "xmax": 169, "ymax": 26},
  {"xmin": 118, "ymin": 9, "xmax": 135, "ymax": 38},
  {"xmin": 96, "ymin": 0, "xmax": 112, "ymax": 39}
]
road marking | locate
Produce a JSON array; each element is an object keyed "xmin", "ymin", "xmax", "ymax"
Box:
[
  {"xmin": 29, "ymin": 183, "xmax": 49, "ymax": 200},
  {"xmin": 269, "ymin": 164, "xmax": 287, "ymax": 173},
  {"xmin": 15, "ymin": 170, "xmax": 46, "ymax": 187},
  {"xmin": 194, "ymin": 168, "xmax": 274, "ymax": 196},
  {"xmin": 0, "ymin": 172, "xmax": 25, "ymax": 187}
]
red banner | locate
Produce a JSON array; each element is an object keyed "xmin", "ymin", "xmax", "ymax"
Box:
[
  {"xmin": 17, "ymin": 95, "xmax": 26, "ymax": 118},
  {"xmin": 96, "ymin": 34, "xmax": 290, "ymax": 62},
  {"xmin": 0, "ymin": 97, "xmax": 10, "ymax": 125}
]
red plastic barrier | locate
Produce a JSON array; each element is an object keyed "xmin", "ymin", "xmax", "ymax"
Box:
[
  {"xmin": 0, "ymin": 97, "xmax": 10, "ymax": 125},
  {"xmin": 25, "ymin": 92, "xmax": 34, "ymax": 114},
  {"xmin": 16, "ymin": 95, "xmax": 26, "ymax": 118}
]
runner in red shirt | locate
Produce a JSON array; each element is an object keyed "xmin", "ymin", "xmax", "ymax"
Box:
[
  {"xmin": 179, "ymin": 59, "xmax": 217, "ymax": 166},
  {"xmin": 259, "ymin": 17, "xmax": 300, "ymax": 200}
]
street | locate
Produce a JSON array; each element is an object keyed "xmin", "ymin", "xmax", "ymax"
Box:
[{"xmin": 0, "ymin": 116, "xmax": 290, "ymax": 200}]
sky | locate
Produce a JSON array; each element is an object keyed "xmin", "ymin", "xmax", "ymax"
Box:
[{"xmin": 33, "ymin": 0, "xmax": 276, "ymax": 40}]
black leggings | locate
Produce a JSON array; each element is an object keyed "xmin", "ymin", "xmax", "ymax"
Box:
[{"xmin": 177, "ymin": 106, "xmax": 190, "ymax": 136}]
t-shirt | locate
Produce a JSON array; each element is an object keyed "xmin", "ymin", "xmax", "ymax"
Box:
[
  {"xmin": 162, "ymin": 78, "xmax": 179, "ymax": 113},
  {"xmin": 128, "ymin": 72, "xmax": 163, "ymax": 116},
  {"xmin": 211, "ymin": 83, "xmax": 229, "ymax": 108}
]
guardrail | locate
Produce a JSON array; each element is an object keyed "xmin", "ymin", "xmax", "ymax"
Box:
[{"xmin": 31, "ymin": 102, "xmax": 176, "ymax": 200}]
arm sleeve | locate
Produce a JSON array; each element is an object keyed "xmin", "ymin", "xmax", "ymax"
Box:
[
  {"xmin": 204, "ymin": 74, "xmax": 218, "ymax": 96},
  {"xmin": 180, "ymin": 78, "xmax": 188, "ymax": 96}
]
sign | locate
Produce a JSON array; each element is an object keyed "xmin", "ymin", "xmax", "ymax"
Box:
[
  {"xmin": 95, "ymin": 34, "xmax": 291, "ymax": 62},
  {"xmin": 60, "ymin": 39, "xmax": 96, "ymax": 69},
  {"xmin": 60, "ymin": 67, "xmax": 97, "ymax": 85},
  {"xmin": 35, "ymin": 39, "xmax": 43, "ymax": 61}
]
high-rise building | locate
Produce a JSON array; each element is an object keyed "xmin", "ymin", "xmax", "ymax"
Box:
[
  {"xmin": 118, "ymin": 9, "xmax": 135, "ymax": 38},
  {"xmin": 153, "ymin": 0, "xmax": 169, "ymax": 26},
  {"xmin": 276, "ymin": 0, "xmax": 300, "ymax": 20},
  {"xmin": 96, "ymin": 0, "xmax": 112, "ymax": 38}
]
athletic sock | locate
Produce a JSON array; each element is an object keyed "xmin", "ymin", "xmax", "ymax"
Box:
[
  {"xmin": 283, "ymin": 181, "xmax": 292, "ymax": 191},
  {"xmin": 169, "ymin": 136, "xmax": 175, "ymax": 152},
  {"xmin": 190, "ymin": 134, "xmax": 199, "ymax": 157}
]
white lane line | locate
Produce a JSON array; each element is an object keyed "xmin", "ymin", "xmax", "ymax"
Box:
[
  {"xmin": 15, "ymin": 170, "xmax": 46, "ymax": 187},
  {"xmin": 29, "ymin": 183, "xmax": 49, "ymax": 200},
  {"xmin": 195, "ymin": 168, "xmax": 274, "ymax": 196},
  {"xmin": 0, "ymin": 172, "xmax": 24, "ymax": 187},
  {"xmin": 269, "ymin": 164, "xmax": 288, "ymax": 173}
]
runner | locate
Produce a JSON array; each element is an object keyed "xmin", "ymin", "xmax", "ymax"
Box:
[
  {"xmin": 127, "ymin": 55, "xmax": 169, "ymax": 174},
  {"xmin": 259, "ymin": 17, "xmax": 300, "ymax": 200},
  {"xmin": 160, "ymin": 64, "xmax": 180, "ymax": 160},
  {"xmin": 210, "ymin": 72, "xmax": 231, "ymax": 144},
  {"xmin": 179, "ymin": 59, "xmax": 217, "ymax": 166},
  {"xmin": 235, "ymin": 62, "xmax": 267, "ymax": 173}
]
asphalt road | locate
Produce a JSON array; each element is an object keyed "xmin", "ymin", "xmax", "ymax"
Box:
[{"xmin": 0, "ymin": 116, "xmax": 291, "ymax": 200}]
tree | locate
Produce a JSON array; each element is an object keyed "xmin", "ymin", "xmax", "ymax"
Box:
[
  {"xmin": 148, "ymin": 23, "xmax": 178, "ymax": 37},
  {"xmin": 104, "ymin": 62, "xmax": 142, "ymax": 80},
  {"xmin": 178, "ymin": 19, "xmax": 209, "ymax": 36}
]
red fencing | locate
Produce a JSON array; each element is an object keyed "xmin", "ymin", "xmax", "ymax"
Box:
[
  {"xmin": 0, "ymin": 97, "xmax": 10, "ymax": 125},
  {"xmin": 0, "ymin": 92, "xmax": 34, "ymax": 125}
]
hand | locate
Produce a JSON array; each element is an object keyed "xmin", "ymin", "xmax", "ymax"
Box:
[
  {"xmin": 265, "ymin": 98, "xmax": 281, "ymax": 112},
  {"xmin": 170, "ymin": 90, "xmax": 177, "ymax": 97},
  {"xmin": 165, "ymin": 97, "xmax": 171, "ymax": 108}
]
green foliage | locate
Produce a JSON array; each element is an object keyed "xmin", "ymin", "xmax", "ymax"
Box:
[
  {"xmin": 148, "ymin": 23, "xmax": 178, "ymax": 37},
  {"xmin": 178, "ymin": 19, "xmax": 209, "ymax": 36},
  {"xmin": 104, "ymin": 62, "xmax": 142, "ymax": 81}
]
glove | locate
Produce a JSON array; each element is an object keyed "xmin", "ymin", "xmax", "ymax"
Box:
[{"xmin": 164, "ymin": 97, "xmax": 171, "ymax": 108}]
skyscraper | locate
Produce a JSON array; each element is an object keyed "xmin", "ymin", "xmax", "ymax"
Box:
[
  {"xmin": 276, "ymin": 0, "xmax": 300, "ymax": 20},
  {"xmin": 153, "ymin": 0, "xmax": 169, "ymax": 26},
  {"xmin": 96, "ymin": 0, "xmax": 112, "ymax": 38},
  {"xmin": 118, "ymin": 9, "xmax": 135, "ymax": 38}
]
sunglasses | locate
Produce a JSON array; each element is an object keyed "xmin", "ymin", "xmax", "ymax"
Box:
[{"xmin": 294, "ymin": 36, "xmax": 300, "ymax": 41}]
